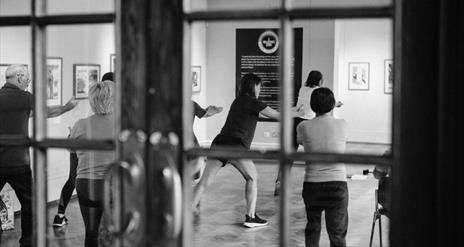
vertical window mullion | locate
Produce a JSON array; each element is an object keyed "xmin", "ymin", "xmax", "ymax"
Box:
[
  {"xmin": 279, "ymin": 0, "xmax": 293, "ymax": 245},
  {"xmin": 31, "ymin": 0, "xmax": 48, "ymax": 246},
  {"xmin": 182, "ymin": 19, "xmax": 194, "ymax": 247}
]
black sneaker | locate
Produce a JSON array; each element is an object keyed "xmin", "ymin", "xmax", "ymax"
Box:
[
  {"xmin": 243, "ymin": 214, "xmax": 268, "ymax": 228},
  {"xmin": 52, "ymin": 215, "xmax": 68, "ymax": 227}
]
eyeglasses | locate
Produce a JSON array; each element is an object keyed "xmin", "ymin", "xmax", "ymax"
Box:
[{"xmin": 6, "ymin": 73, "xmax": 31, "ymax": 83}]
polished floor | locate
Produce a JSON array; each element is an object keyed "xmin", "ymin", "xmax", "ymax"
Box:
[{"xmin": 0, "ymin": 143, "xmax": 390, "ymax": 247}]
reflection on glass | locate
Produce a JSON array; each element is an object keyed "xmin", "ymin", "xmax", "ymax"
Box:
[
  {"xmin": 47, "ymin": 0, "xmax": 114, "ymax": 15},
  {"xmin": 0, "ymin": 0, "xmax": 30, "ymax": 16}
]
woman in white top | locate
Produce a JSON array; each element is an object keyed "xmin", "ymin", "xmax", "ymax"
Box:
[{"xmin": 274, "ymin": 70, "xmax": 342, "ymax": 196}]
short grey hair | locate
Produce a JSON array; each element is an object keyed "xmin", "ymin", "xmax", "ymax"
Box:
[
  {"xmin": 5, "ymin": 64, "xmax": 28, "ymax": 79},
  {"xmin": 88, "ymin": 80, "xmax": 115, "ymax": 115}
]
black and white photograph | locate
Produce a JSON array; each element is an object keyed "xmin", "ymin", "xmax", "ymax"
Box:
[
  {"xmin": 348, "ymin": 62, "xmax": 369, "ymax": 91},
  {"xmin": 46, "ymin": 57, "xmax": 63, "ymax": 106},
  {"xmin": 73, "ymin": 64, "xmax": 100, "ymax": 99},
  {"xmin": 110, "ymin": 53, "xmax": 116, "ymax": 72},
  {"xmin": 384, "ymin": 59, "xmax": 393, "ymax": 94},
  {"xmin": 0, "ymin": 1, "xmax": 462, "ymax": 247},
  {"xmin": 192, "ymin": 65, "xmax": 201, "ymax": 92}
]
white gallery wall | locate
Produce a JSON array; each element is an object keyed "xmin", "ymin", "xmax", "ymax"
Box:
[{"xmin": 334, "ymin": 19, "xmax": 393, "ymax": 143}]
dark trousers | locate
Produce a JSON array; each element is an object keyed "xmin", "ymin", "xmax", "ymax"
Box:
[
  {"xmin": 302, "ymin": 181, "xmax": 349, "ymax": 247},
  {"xmin": 57, "ymin": 153, "xmax": 78, "ymax": 214},
  {"xmin": 76, "ymin": 178, "xmax": 104, "ymax": 247},
  {"xmin": 0, "ymin": 166, "xmax": 32, "ymax": 247}
]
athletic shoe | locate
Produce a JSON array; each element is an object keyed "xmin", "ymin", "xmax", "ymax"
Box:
[
  {"xmin": 274, "ymin": 181, "xmax": 281, "ymax": 196},
  {"xmin": 243, "ymin": 214, "xmax": 268, "ymax": 228},
  {"xmin": 52, "ymin": 215, "xmax": 68, "ymax": 227}
]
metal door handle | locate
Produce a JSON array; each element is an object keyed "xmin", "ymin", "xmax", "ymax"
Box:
[
  {"xmin": 160, "ymin": 155, "xmax": 183, "ymax": 239},
  {"xmin": 103, "ymin": 159, "xmax": 143, "ymax": 237}
]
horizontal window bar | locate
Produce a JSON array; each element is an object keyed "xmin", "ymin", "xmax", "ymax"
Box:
[
  {"xmin": 0, "ymin": 16, "xmax": 31, "ymax": 26},
  {"xmin": 0, "ymin": 14, "xmax": 114, "ymax": 26},
  {"xmin": 0, "ymin": 135, "xmax": 32, "ymax": 146},
  {"xmin": 289, "ymin": 6, "xmax": 393, "ymax": 19},
  {"xmin": 38, "ymin": 138, "xmax": 115, "ymax": 150},
  {"xmin": 186, "ymin": 147, "xmax": 391, "ymax": 166},
  {"xmin": 36, "ymin": 13, "xmax": 115, "ymax": 25},
  {"xmin": 184, "ymin": 6, "xmax": 393, "ymax": 22}
]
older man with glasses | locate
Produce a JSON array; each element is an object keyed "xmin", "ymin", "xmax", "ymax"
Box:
[{"xmin": 0, "ymin": 64, "xmax": 78, "ymax": 247}]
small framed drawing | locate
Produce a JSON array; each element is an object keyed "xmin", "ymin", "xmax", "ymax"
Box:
[
  {"xmin": 110, "ymin": 54, "xmax": 116, "ymax": 72},
  {"xmin": 0, "ymin": 64, "xmax": 28, "ymax": 88},
  {"xmin": 46, "ymin": 57, "xmax": 63, "ymax": 106},
  {"xmin": 192, "ymin": 66, "xmax": 201, "ymax": 92},
  {"xmin": 73, "ymin": 64, "xmax": 100, "ymax": 99},
  {"xmin": 348, "ymin": 62, "xmax": 369, "ymax": 91},
  {"xmin": 384, "ymin": 60, "xmax": 393, "ymax": 94}
]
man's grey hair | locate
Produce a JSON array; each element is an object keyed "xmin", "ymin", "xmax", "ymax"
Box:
[
  {"xmin": 5, "ymin": 64, "xmax": 28, "ymax": 79},
  {"xmin": 88, "ymin": 80, "xmax": 115, "ymax": 115}
]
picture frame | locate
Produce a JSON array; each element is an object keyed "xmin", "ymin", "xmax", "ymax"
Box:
[
  {"xmin": 384, "ymin": 59, "xmax": 393, "ymax": 94},
  {"xmin": 110, "ymin": 53, "xmax": 116, "ymax": 72},
  {"xmin": 73, "ymin": 64, "xmax": 100, "ymax": 99},
  {"xmin": 192, "ymin": 66, "xmax": 201, "ymax": 92},
  {"xmin": 348, "ymin": 62, "xmax": 370, "ymax": 91},
  {"xmin": 0, "ymin": 64, "xmax": 28, "ymax": 89},
  {"xmin": 46, "ymin": 57, "xmax": 63, "ymax": 106}
]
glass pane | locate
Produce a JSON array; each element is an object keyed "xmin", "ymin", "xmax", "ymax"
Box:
[
  {"xmin": 0, "ymin": 0, "xmax": 30, "ymax": 16},
  {"xmin": 192, "ymin": 158, "xmax": 390, "ymax": 246},
  {"xmin": 45, "ymin": 24, "xmax": 116, "ymax": 139},
  {"xmin": 188, "ymin": 17, "xmax": 392, "ymax": 246},
  {"xmin": 289, "ymin": 0, "xmax": 392, "ymax": 8},
  {"xmin": 332, "ymin": 18, "xmax": 393, "ymax": 150},
  {"xmin": 190, "ymin": 20, "xmax": 298, "ymax": 153},
  {"xmin": 47, "ymin": 0, "xmax": 115, "ymax": 15}
]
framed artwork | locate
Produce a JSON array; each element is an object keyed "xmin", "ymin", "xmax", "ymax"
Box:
[
  {"xmin": 192, "ymin": 66, "xmax": 201, "ymax": 92},
  {"xmin": 0, "ymin": 64, "xmax": 28, "ymax": 88},
  {"xmin": 384, "ymin": 59, "xmax": 393, "ymax": 94},
  {"xmin": 110, "ymin": 53, "xmax": 116, "ymax": 72},
  {"xmin": 73, "ymin": 64, "xmax": 100, "ymax": 99},
  {"xmin": 348, "ymin": 62, "xmax": 370, "ymax": 91},
  {"xmin": 46, "ymin": 57, "xmax": 62, "ymax": 106}
]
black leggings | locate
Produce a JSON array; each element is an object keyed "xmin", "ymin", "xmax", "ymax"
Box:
[
  {"xmin": 76, "ymin": 178, "xmax": 104, "ymax": 247},
  {"xmin": 57, "ymin": 152, "xmax": 78, "ymax": 214}
]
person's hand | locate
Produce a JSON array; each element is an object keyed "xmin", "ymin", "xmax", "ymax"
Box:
[
  {"xmin": 67, "ymin": 126, "xmax": 72, "ymax": 138},
  {"xmin": 206, "ymin": 105, "xmax": 223, "ymax": 116},
  {"xmin": 335, "ymin": 101, "xmax": 343, "ymax": 107},
  {"xmin": 292, "ymin": 105, "xmax": 305, "ymax": 118},
  {"xmin": 292, "ymin": 104, "xmax": 304, "ymax": 112},
  {"xmin": 64, "ymin": 96, "xmax": 79, "ymax": 111}
]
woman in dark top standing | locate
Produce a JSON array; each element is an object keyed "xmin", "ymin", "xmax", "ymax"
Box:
[{"xmin": 192, "ymin": 73, "xmax": 302, "ymax": 227}]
